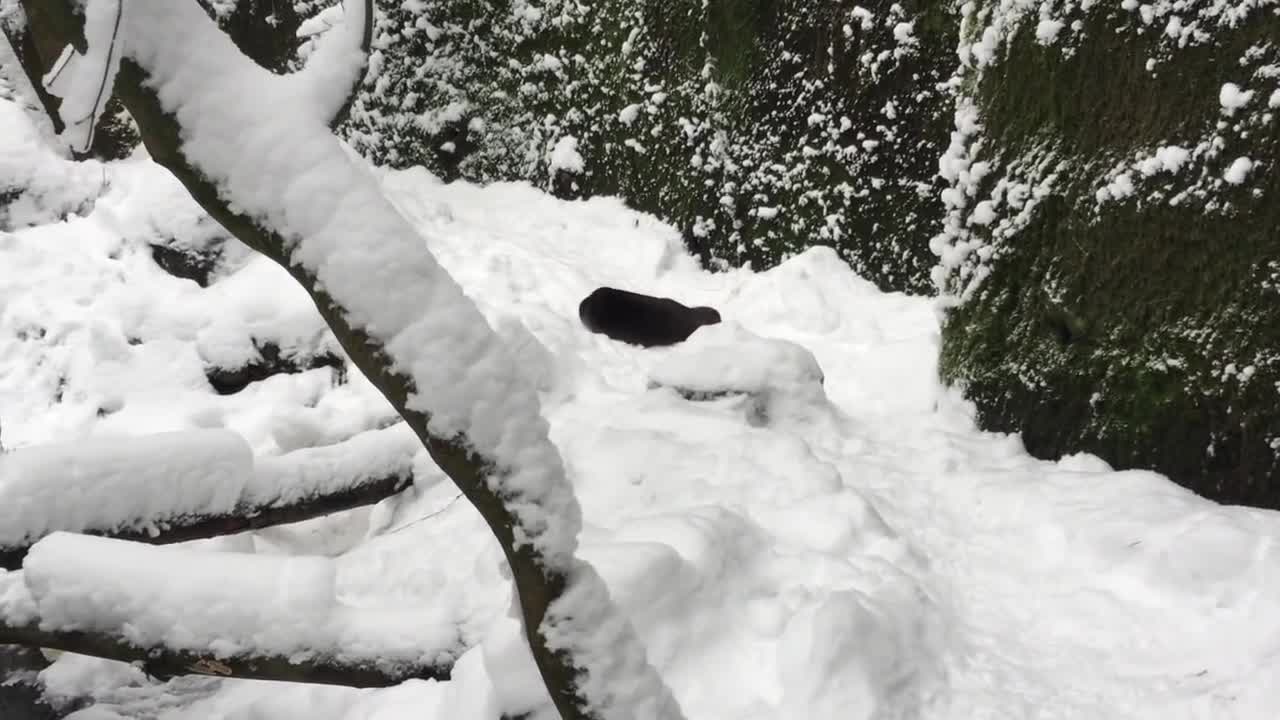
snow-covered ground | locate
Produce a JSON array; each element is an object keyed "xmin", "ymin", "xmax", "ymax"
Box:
[{"xmin": 3, "ymin": 89, "xmax": 1280, "ymax": 720}]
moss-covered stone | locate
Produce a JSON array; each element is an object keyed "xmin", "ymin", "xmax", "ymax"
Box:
[{"xmin": 934, "ymin": 0, "xmax": 1280, "ymax": 506}]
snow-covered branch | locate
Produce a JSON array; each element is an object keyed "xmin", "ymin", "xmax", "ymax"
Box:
[
  {"xmin": 0, "ymin": 535, "xmax": 458, "ymax": 687},
  {"xmin": 18, "ymin": 1, "xmax": 682, "ymax": 716},
  {"xmin": 287, "ymin": 0, "xmax": 372, "ymax": 128},
  {"xmin": 0, "ymin": 620, "xmax": 451, "ymax": 687},
  {"xmin": 0, "ymin": 425, "xmax": 423, "ymax": 571}
]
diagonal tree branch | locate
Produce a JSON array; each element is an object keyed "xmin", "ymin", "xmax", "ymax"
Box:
[
  {"xmin": 15, "ymin": 3, "xmax": 683, "ymax": 717},
  {"xmin": 35, "ymin": 26, "xmax": 596, "ymax": 720}
]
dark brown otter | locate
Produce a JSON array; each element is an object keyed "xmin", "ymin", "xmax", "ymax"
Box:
[{"xmin": 578, "ymin": 287, "xmax": 721, "ymax": 347}]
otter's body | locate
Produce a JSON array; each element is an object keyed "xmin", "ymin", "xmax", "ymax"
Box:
[{"xmin": 579, "ymin": 287, "xmax": 721, "ymax": 347}]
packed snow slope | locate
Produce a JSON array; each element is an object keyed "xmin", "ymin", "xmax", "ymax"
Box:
[{"xmin": 3, "ymin": 93, "xmax": 1280, "ymax": 720}]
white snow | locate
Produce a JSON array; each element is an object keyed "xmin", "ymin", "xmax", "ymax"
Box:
[
  {"xmin": 851, "ymin": 6, "xmax": 874, "ymax": 31},
  {"xmin": 1223, "ymin": 156, "xmax": 1254, "ymax": 184},
  {"xmin": 1034, "ymin": 19, "xmax": 1064, "ymax": 45},
  {"xmin": 297, "ymin": 3, "xmax": 345, "ymax": 39},
  {"xmin": 0, "ymin": 430, "xmax": 251, "ymax": 547},
  {"xmin": 619, "ymin": 103, "xmax": 642, "ymax": 126},
  {"xmin": 1219, "ymin": 82, "xmax": 1254, "ymax": 114},
  {"xmin": 22, "ymin": 532, "xmax": 461, "ymax": 668},
  {"xmin": 969, "ymin": 199, "xmax": 997, "ymax": 225},
  {"xmin": 892, "ymin": 21, "xmax": 916, "ymax": 46},
  {"xmin": 4, "ymin": 22, "xmax": 1280, "ymax": 720},
  {"xmin": 26, "ymin": 532, "xmax": 334, "ymax": 647},
  {"xmin": 0, "ymin": 569, "xmax": 37, "ymax": 625},
  {"xmin": 247, "ymin": 422, "xmax": 427, "ymax": 505},
  {"xmin": 548, "ymin": 135, "xmax": 585, "ymax": 176},
  {"xmin": 1096, "ymin": 171, "xmax": 1136, "ymax": 203},
  {"xmin": 0, "ymin": 422, "xmax": 422, "ymax": 554},
  {"xmin": 648, "ymin": 321, "xmax": 827, "ymax": 426},
  {"xmin": 1271, "ymin": 89, "xmax": 1280, "ymax": 109},
  {"xmin": 1136, "ymin": 145, "xmax": 1191, "ymax": 176},
  {"xmin": 286, "ymin": 0, "xmax": 370, "ymax": 123}
]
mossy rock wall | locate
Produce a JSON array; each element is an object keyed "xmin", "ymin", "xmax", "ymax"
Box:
[
  {"xmin": 933, "ymin": 0, "xmax": 1280, "ymax": 506},
  {"xmin": 342, "ymin": 0, "xmax": 957, "ymax": 291}
]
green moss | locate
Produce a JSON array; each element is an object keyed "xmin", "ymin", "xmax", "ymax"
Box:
[
  {"xmin": 940, "ymin": 4, "xmax": 1280, "ymax": 505},
  {"xmin": 981, "ymin": 7, "xmax": 1280, "ymax": 156}
]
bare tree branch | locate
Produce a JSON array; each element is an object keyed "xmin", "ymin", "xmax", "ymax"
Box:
[{"xmin": 0, "ymin": 620, "xmax": 451, "ymax": 687}]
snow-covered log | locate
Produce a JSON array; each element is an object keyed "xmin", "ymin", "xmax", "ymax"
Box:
[
  {"xmin": 16, "ymin": 1, "xmax": 682, "ymax": 717},
  {"xmin": 0, "ymin": 535, "xmax": 457, "ymax": 686},
  {"xmin": 0, "ymin": 425, "xmax": 422, "ymax": 570}
]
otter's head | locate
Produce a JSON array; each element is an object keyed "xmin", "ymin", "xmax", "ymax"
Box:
[{"xmin": 691, "ymin": 306, "xmax": 722, "ymax": 328}]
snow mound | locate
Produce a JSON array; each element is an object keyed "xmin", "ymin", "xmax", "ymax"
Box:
[
  {"xmin": 0, "ymin": 92, "xmax": 106, "ymax": 230},
  {"xmin": 647, "ymin": 321, "xmax": 826, "ymax": 425}
]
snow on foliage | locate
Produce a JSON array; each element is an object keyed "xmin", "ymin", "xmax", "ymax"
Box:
[
  {"xmin": 0, "ymin": 76, "xmax": 107, "ymax": 230},
  {"xmin": 935, "ymin": 0, "xmax": 1279, "ymax": 301},
  {"xmin": 548, "ymin": 135, "xmax": 585, "ymax": 177},
  {"xmin": 341, "ymin": 0, "xmax": 955, "ymax": 292}
]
